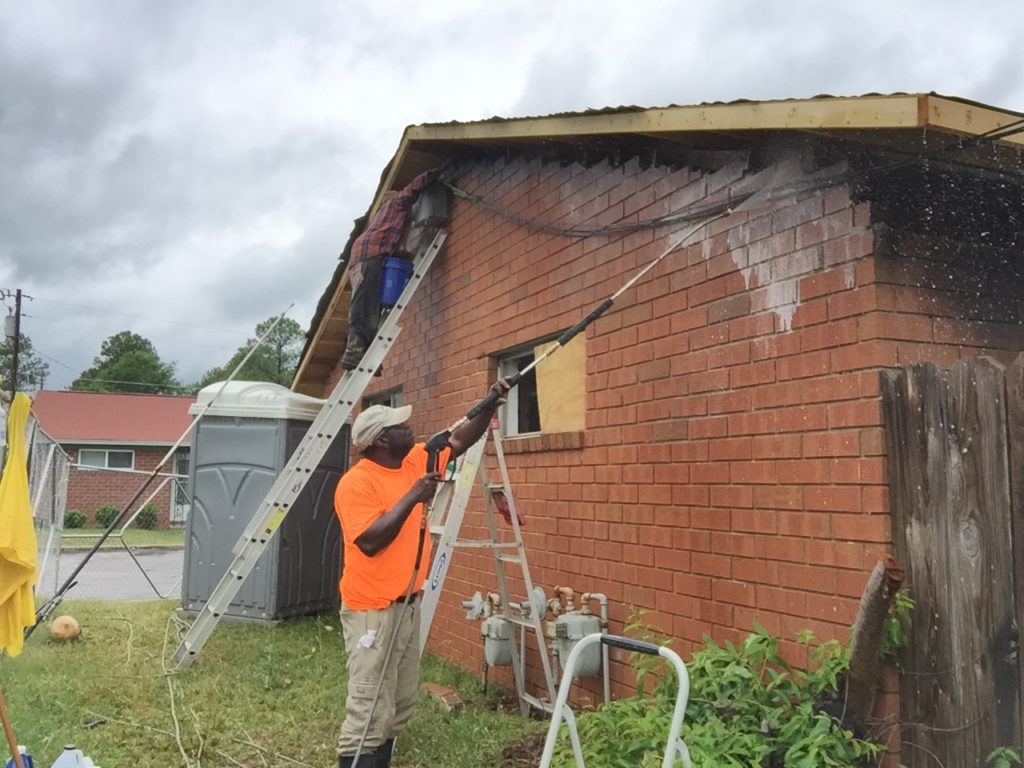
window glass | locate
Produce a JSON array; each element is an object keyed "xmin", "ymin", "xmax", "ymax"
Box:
[
  {"xmin": 78, "ymin": 449, "xmax": 135, "ymax": 469},
  {"xmin": 79, "ymin": 449, "xmax": 105, "ymax": 467},
  {"xmin": 108, "ymin": 451, "xmax": 134, "ymax": 469}
]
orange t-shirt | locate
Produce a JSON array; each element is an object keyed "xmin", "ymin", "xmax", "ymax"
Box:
[{"xmin": 333, "ymin": 443, "xmax": 450, "ymax": 610}]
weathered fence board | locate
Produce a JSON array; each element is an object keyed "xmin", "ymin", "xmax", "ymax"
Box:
[
  {"xmin": 1008, "ymin": 356, "xmax": 1024, "ymax": 750},
  {"xmin": 882, "ymin": 358, "xmax": 1020, "ymax": 766}
]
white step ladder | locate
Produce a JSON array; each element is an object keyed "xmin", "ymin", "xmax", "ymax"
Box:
[
  {"xmin": 419, "ymin": 424, "xmax": 557, "ymax": 714},
  {"xmin": 173, "ymin": 231, "xmax": 448, "ymax": 668}
]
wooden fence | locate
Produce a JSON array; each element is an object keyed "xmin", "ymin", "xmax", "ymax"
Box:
[{"xmin": 882, "ymin": 356, "xmax": 1023, "ymax": 766}]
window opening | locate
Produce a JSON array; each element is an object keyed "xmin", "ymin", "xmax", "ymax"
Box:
[
  {"xmin": 362, "ymin": 387, "xmax": 404, "ymax": 410},
  {"xmin": 498, "ymin": 351, "xmax": 540, "ymax": 436}
]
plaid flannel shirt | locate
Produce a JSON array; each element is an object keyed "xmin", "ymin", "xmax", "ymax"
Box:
[{"xmin": 349, "ymin": 170, "xmax": 437, "ymax": 282}]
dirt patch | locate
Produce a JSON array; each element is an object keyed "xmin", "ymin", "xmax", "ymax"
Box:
[{"xmin": 499, "ymin": 730, "xmax": 547, "ymax": 767}]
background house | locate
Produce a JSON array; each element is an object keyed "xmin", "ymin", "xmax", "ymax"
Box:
[
  {"xmin": 32, "ymin": 390, "xmax": 196, "ymax": 528},
  {"xmin": 296, "ymin": 93, "xmax": 1024, "ymax": 764}
]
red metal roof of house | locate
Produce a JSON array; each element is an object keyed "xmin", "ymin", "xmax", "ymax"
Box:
[{"xmin": 31, "ymin": 390, "xmax": 197, "ymax": 445}]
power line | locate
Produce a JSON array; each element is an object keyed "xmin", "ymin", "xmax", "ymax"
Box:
[
  {"xmin": 32, "ymin": 350, "xmax": 194, "ymax": 392},
  {"xmin": 25, "ymin": 312, "xmax": 238, "ymax": 353},
  {"xmin": 29, "ymin": 294, "xmax": 246, "ymax": 334},
  {"xmin": 33, "ymin": 350, "xmax": 82, "ymax": 373},
  {"xmin": 63, "ymin": 376, "xmax": 195, "ymax": 393}
]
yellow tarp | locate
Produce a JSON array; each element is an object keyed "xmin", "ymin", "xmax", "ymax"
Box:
[{"xmin": 0, "ymin": 393, "xmax": 38, "ymax": 656}]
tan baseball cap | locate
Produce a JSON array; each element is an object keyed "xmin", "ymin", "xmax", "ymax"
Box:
[{"xmin": 351, "ymin": 404, "xmax": 413, "ymax": 450}]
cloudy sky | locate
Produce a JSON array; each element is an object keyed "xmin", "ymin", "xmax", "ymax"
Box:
[{"xmin": 3, "ymin": 0, "xmax": 1022, "ymax": 391}]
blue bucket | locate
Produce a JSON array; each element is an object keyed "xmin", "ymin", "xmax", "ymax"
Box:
[{"xmin": 380, "ymin": 256, "xmax": 414, "ymax": 307}]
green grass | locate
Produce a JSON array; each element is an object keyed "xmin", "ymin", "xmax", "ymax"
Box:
[
  {"xmin": 3, "ymin": 600, "xmax": 544, "ymax": 767},
  {"xmin": 61, "ymin": 527, "xmax": 185, "ymax": 550}
]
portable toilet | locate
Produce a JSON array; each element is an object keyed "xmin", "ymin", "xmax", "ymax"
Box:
[{"xmin": 182, "ymin": 381, "xmax": 348, "ymax": 622}]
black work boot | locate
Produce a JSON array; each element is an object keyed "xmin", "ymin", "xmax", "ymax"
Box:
[{"xmin": 338, "ymin": 746, "xmax": 384, "ymax": 768}]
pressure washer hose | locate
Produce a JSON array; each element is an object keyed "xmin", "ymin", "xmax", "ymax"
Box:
[{"xmin": 348, "ymin": 208, "xmax": 732, "ymax": 765}]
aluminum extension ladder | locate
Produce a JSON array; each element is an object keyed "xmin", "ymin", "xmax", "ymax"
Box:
[
  {"xmin": 419, "ymin": 424, "xmax": 558, "ymax": 715},
  {"xmin": 173, "ymin": 230, "xmax": 448, "ymax": 668}
]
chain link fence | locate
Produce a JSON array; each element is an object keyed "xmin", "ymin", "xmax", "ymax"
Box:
[
  {"xmin": 26, "ymin": 416, "xmax": 71, "ymax": 597},
  {"xmin": 58, "ymin": 459, "xmax": 190, "ymax": 602},
  {"xmin": 16, "ymin": 409, "xmax": 188, "ymax": 603}
]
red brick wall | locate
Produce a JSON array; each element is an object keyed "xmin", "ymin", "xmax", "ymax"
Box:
[
  {"xmin": 66, "ymin": 446, "xmax": 180, "ymax": 528},
  {"xmin": 325, "ymin": 151, "xmax": 1024, "ymax": 725}
]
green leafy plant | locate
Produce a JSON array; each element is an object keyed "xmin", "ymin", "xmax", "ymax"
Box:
[
  {"xmin": 988, "ymin": 747, "xmax": 1023, "ymax": 768},
  {"xmin": 880, "ymin": 591, "xmax": 915, "ymax": 664},
  {"xmin": 135, "ymin": 503, "xmax": 158, "ymax": 530},
  {"xmin": 63, "ymin": 509, "xmax": 86, "ymax": 528},
  {"xmin": 551, "ymin": 616, "xmax": 882, "ymax": 768},
  {"xmin": 95, "ymin": 504, "xmax": 120, "ymax": 528},
  {"xmin": 623, "ymin": 607, "xmax": 675, "ymax": 696}
]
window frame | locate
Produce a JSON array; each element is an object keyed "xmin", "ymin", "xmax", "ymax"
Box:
[
  {"xmin": 79, "ymin": 448, "xmax": 136, "ymax": 470},
  {"xmin": 497, "ymin": 345, "xmax": 542, "ymax": 438},
  {"xmin": 495, "ymin": 331, "xmax": 587, "ymax": 441},
  {"xmin": 362, "ymin": 387, "xmax": 404, "ymax": 410}
]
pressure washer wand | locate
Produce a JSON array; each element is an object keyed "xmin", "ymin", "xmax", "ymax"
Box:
[{"xmin": 424, "ymin": 209, "xmax": 731, "ymax": 470}]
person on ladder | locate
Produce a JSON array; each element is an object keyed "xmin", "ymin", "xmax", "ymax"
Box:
[
  {"xmin": 333, "ymin": 377, "xmax": 510, "ymax": 768},
  {"xmin": 340, "ymin": 168, "xmax": 441, "ymax": 371}
]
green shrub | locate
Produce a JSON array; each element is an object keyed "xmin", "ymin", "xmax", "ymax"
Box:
[
  {"xmin": 64, "ymin": 509, "xmax": 86, "ymax": 528},
  {"xmin": 551, "ymin": 612, "xmax": 883, "ymax": 768},
  {"xmin": 95, "ymin": 504, "xmax": 120, "ymax": 528},
  {"xmin": 988, "ymin": 747, "xmax": 1023, "ymax": 768},
  {"xmin": 135, "ymin": 503, "xmax": 158, "ymax": 530}
]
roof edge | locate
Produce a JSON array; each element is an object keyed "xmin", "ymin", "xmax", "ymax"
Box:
[
  {"xmin": 407, "ymin": 94, "xmax": 930, "ymax": 142},
  {"xmin": 293, "ymin": 92, "xmax": 1024, "ymax": 394}
]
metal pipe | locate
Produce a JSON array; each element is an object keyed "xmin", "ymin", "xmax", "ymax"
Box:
[{"xmin": 582, "ymin": 592, "xmax": 611, "ymax": 705}]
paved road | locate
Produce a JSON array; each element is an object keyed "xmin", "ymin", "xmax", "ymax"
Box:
[{"xmin": 51, "ymin": 547, "xmax": 185, "ymax": 601}]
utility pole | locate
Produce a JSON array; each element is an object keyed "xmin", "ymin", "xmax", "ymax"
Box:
[
  {"xmin": 12, "ymin": 289, "xmax": 21, "ymax": 397},
  {"xmin": 2, "ymin": 288, "xmax": 21, "ymax": 397}
]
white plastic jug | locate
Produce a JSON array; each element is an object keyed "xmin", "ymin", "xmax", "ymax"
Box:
[{"xmin": 49, "ymin": 747, "xmax": 83, "ymax": 768}]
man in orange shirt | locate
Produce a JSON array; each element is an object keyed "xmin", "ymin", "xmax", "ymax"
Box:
[{"xmin": 333, "ymin": 378, "xmax": 509, "ymax": 768}]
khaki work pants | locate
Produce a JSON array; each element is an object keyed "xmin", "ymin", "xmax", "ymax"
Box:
[{"xmin": 337, "ymin": 599, "xmax": 421, "ymax": 756}]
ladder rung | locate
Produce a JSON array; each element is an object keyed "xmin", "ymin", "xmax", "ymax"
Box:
[
  {"xmin": 451, "ymin": 539, "xmax": 519, "ymax": 549},
  {"xmin": 497, "ymin": 554, "xmax": 522, "ymax": 564}
]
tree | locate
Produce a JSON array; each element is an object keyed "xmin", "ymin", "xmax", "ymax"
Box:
[
  {"xmin": 72, "ymin": 331, "xmax": 183, "ymax": 394},
  {"xmin": 0, "ymin": 332, "xmax": 50, "ymax": 392},
  {"xmin": 196, "ymin": 316, "xmax": 305, "ymax": 389}
]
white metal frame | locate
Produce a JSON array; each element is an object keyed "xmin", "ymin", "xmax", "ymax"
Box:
[{"xmin": 539, "ymin": 633, "xmax": 692, "ymax": 768}]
